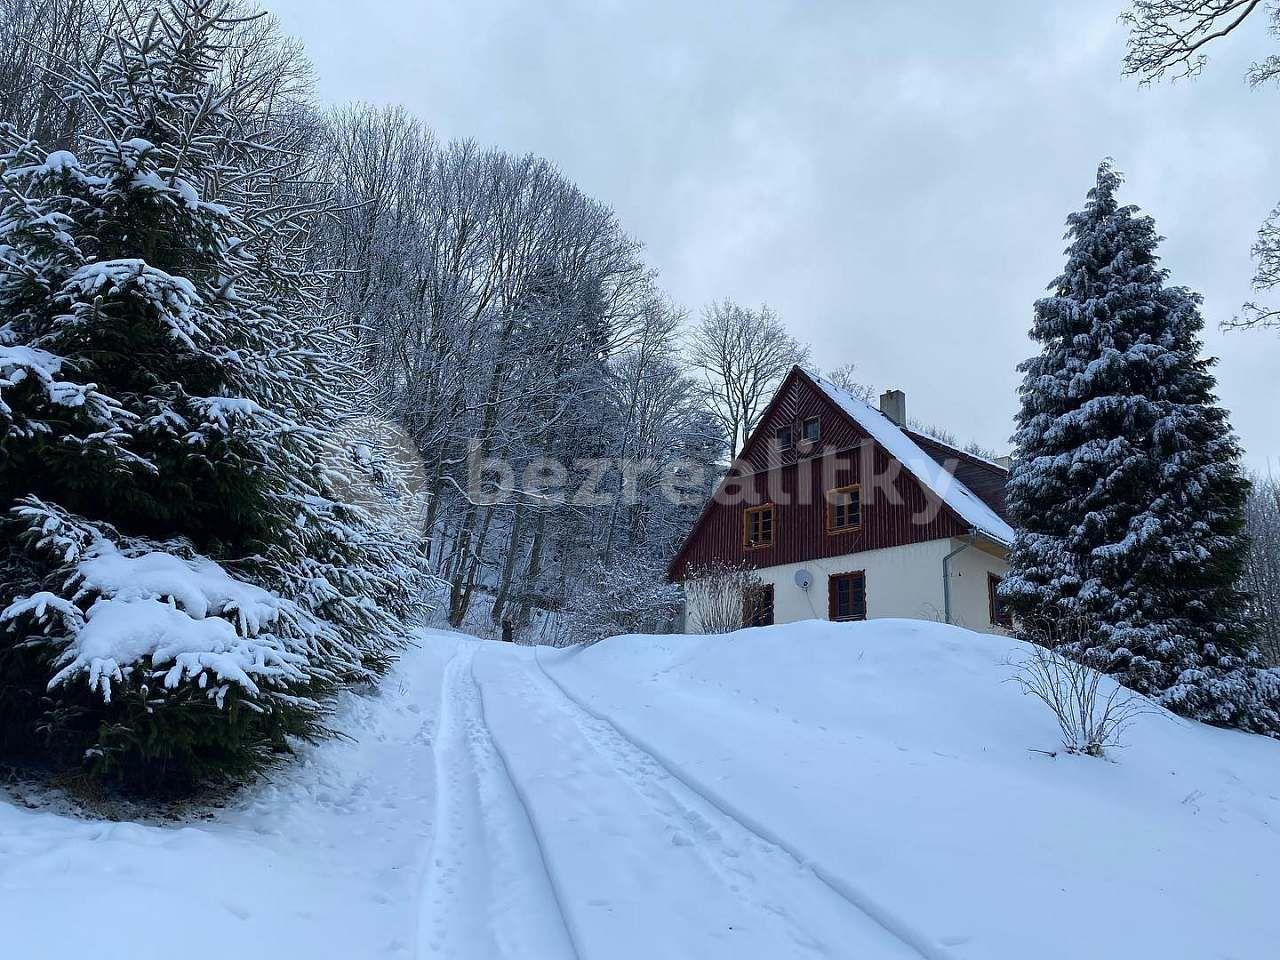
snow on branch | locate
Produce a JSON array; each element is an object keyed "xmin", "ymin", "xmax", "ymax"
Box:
[
  {"xmin": 0, "ymin": 342, "xmax": 126, "ymax": 432},
  {"xmin": 72, "ymin": 540, "xmax": 284, "ymax": 636},
  {"xmin": 61, "ymin": 259, "xmax": 205, "ymax": 349},
  {"xmin": 0, "ymin": 534, "xmax": 306, "ymax": 706},
  {"xmin": 46, "ymin": 597, "xmax": 306, "ymax": 706}
]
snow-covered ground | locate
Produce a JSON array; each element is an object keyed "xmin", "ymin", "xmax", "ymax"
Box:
[{"xmin": 2, "ymin": 620, "xmax": 1278, "ymax": 959}]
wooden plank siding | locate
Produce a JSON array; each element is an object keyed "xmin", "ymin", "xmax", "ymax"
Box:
[
  {"xmin": 735, "ymin": 374, "xmax": 866, "ymax": 472},
  {"xmin": 903, "ymin": 430, "xmax": 1010, "ymax": 521},
  {"xmin": 669, "ymin": 369, "xmax": 977, "ymax": 581}
]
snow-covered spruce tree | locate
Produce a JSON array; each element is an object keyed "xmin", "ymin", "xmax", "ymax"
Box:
[
  {"xmin": 1002, "ymin": 161, "xmax": 1279, "ymax": 736},
  {"xmin": 0, "ymin": 1, "xmax": 424, "ymax": 789}
]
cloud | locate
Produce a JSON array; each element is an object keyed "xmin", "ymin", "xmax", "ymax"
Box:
[{"xmin": 268, "ymin": 0, "xmax": 1280, "ymax": 468}]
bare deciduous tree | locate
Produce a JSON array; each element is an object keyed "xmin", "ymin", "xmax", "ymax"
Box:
[
  {"xmin": 1121, "ymin": 0, "xmax": 1273, "ymax": 83},
  {"xmin": 822, "ymin": 361, "xmax": 876, "ymax": 403},
  {"xmin": 1122, "ymin": 1, "xmax": 1280, "ymax": 332},
  {"xmin": 688, "ymin": 299, "xmax": 810, "ymax": 458},
  {"xmin": 0, "ymin": 1, "xmax": 315, "ymax": 147},
  {"xmin": 1244, "ymin": 473, "xmax": 1280, "ymax": 663},
  {"xmin": 317, "ymin": 104, "xmax": 719, "ymax": 632},
  {"xmin": 907, "ymin": 419, "xmax": 1004, "ymax": 462},
  {"xmin": 0, "ymin": 0, "xmax": 107, "ymax": 145},
  {"xmin": 1232, "ymin": 211, "xmax": 1280, "ymax": 332}
]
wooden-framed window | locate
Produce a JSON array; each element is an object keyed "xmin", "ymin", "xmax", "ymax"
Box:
[
  {"xmin": 775, "ymin": 425, "xmax": 794, "ymax": 452},
  {"xmin": 743, "ymin": 583, "xmax": 775, "ymax": 627},
  {"xmin": 743, "ymin": 504, "xmax": 775, "ymax": 549},
  {"xmin": 828, "ymin": 571, "xmax": 867, "ymax": 622},
  {"xmin": 989, "ymin": 573, "xmax": 1012, "ymax": 628},
  {"xmin": 802, "ymin": 417, "xmax": 821, "ymax": 443},
  {"xmin": 825, "ymin": 484, "xmax": 862, "ymax": 533}
]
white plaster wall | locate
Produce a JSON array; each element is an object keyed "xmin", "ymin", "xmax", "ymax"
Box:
[
  {"xmin": 945, "ymin": 541, "xmax": 1011, "ymax": 634},
  {"xmin": 682, "ymin": 537, "xmax": 1011, "ymax": 636},
  {"xmin": 754, "ymin": 540, "xmax": 950, "ymax": 624}
]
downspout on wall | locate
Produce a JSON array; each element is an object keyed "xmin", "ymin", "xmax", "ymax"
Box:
[{"xmin": 942, "ymin": 532, "xmax": 978, "ymax": 625}]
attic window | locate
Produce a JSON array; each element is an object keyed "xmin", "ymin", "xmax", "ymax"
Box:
[
  {"xmin": 828, "ymin": 571, "xmax": 866, "ymax": 622},
  {"xmin": 775, "ymin": 426, "xmax": 794, "ymax": 452},
  {"xmin": 802, "ymin": 417, "xmax": 820, "ymax": 443},
  {"xmin": 743, "ymin": 504, "xmax": 775, "ymax": 549},
  {"xmin": 826, "ymin": 484, "xmax": 862, "ymax": 533}
]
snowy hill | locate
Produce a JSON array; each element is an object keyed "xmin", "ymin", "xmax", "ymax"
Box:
[{"xmin": 2, "ymin": 620, "xmax": 1278, "ymax": 959}]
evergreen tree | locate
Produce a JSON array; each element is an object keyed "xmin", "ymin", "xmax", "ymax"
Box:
[
  {"xmin": 0, "ymin": 0, "xmax": 424, "ymax": 789},
  {"xmin": 1003, "ymin": 161, "xmax": 1279, "ymax": 736}
]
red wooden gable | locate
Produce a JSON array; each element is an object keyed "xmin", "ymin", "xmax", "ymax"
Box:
[{"xmin": 667, "ymin": 367, "xmax": 999, "ymax": 581}]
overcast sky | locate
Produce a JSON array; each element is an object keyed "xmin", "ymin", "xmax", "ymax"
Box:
[{"xmin": 268, "ymin": 0, "xmax": 1278, "ymax": 470}]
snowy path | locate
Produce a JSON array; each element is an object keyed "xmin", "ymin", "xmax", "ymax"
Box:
[
  {"xmin": 470, "ymin": 642, "xmax": 924, "ymax": 960},
  {"xmin": 419, "ymin": 645, "xmax": 577, "ymax": 959}
]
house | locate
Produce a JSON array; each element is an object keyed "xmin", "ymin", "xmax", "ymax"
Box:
[{"xmin": 669, "ymin": 366, "xmax": 1015, "ymax": 634}]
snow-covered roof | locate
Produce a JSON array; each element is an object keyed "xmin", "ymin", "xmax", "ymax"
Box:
[{"xmin": 808, "ymin": 373, "xmax": 1016, "ymax": 546}]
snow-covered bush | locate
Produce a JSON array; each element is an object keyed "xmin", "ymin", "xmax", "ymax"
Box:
[{"xmin": 0, "ymin": 1, "xmax": 425, "ymax": 789}]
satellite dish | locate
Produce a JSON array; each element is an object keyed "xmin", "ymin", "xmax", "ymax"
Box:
[{"xmin": 794, "ymin": 569, "xmax": 813, "ymax": 591}]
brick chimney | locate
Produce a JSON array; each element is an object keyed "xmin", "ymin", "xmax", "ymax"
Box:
[{"xmin": 879, "ymin": 389, "xmax": 906, "ymax": 426}]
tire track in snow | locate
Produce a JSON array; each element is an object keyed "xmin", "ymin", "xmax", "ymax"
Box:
[
  {"xmin": 477, "ymin": 647, "xmax": 925, "ymax": 960},
  {"xmin": 530, "ymin": 647, "xmax": 962, "ymax": 960},
  {"xmin": 418, "ymin": 644, "xmax": 578, "ymax": 960}
]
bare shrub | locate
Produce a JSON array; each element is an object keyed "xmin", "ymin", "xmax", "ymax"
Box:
[
  {"xmin": 685, "ymin": 562, "xmax": 762, "ymax": 634},
  {"xmin": 558, "ymin": 557, "xmax": 684, "ymax": 644},
  {"xmin": 1013, "ymin": 618, "xmax": 1145, "ymax": 758}
]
